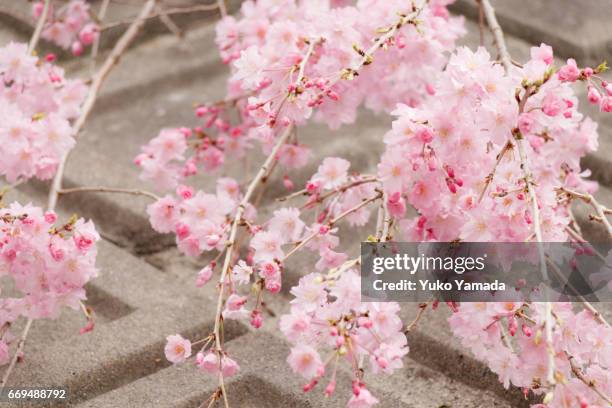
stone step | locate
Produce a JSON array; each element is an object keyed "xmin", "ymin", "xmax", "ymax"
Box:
[
  {"xmin": 77, "ymin": 331, "xmax": 512, "ymax": 408},
  {"xmin": 450, "ymin": 0, "xmax": 612, "ymax": 67},
  {"xmin": 2, "ymin": 188, "xmax": 248, "ymax": 407},
  {"xmin": 0, "ymin": 0, "xmax": 239, "ymax": 60}
]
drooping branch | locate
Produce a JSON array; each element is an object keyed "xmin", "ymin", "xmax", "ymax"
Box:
[
  {"xmin": 48, "ymin": 0, "xmax": 157, "ymax": 211},
  {"xmin": 211, "ymin": 124, "xmax": 294, "ymax": 408},
  {"xmin": 480, "ymin": 0, "xmax": 555, "ymax": 387},
  {"xmin": 59, "ymin": 186, "xmax": 160, "ymax": 201}
]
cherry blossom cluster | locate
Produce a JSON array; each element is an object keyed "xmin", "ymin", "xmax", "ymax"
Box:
[
  {"xmin": 217, "ymin": 0, "xmax": 463, "ymax": 129},
  {"xmin": 0, "ymin": 42, "xmax": 87, "ymax": 183},
  {"xmin": 140, "ymin": 0, "xmax": 463, "ymax": 192},
  {"xmin": 164, "ymin": 333, "xmax": 240, "ymax": 379},
  {"xmin": 449, "ymin": 302, "xmax": 611, "ymax": 407},
  {"xmin": 379, "ymin": 45, "xmax": 599, "ymax": 243},
  {"xmin": 376, "ymin": 44, "xmax": 611, "ymax": 406},
  {"xmin": 0, "ymin": 201, "xmax": 99, "ymax": 366},
  {"xmin": 282, "ymin": 269, "xmax": 408, "ymax": 406},
  {"xmin": 32, "ymin": 0, "xmax": 99, "ymax": 56},
  {"xmin": 145, "ymin": 179, "xmax": 241, "ymax": 257}
]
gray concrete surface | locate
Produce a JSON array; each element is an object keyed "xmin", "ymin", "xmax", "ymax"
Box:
[{"xmin": 1, "ymin": 1, "xmax": 611, "ymax": 407}]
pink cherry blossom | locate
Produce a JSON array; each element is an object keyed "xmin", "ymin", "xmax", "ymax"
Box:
[{"xmin": 164, "ymin": 334, "xmax": 192, "ymax": 364}]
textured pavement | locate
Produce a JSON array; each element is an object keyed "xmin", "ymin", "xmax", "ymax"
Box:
[{"xmin": 1, "ymin": 1, "xmax": 612, "ymax": 407}]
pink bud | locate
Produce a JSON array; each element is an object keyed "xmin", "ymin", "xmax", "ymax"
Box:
[
  {"xmin": 71, "ymin": 41, "xmax": 84, "ymax": 56},
  {"xmin": 179, "ymin": 127, "xmax": 193, "ymax": 137},
  {"xmin": 32, "ymin": 2, "xmax": 45, "ymax": 18},
  {"xmin": 376, "ymin": 356, "xmax": 388, "ymax": 369},
  {"xmin": 446, "ymin": 179, "xmax": 457, "ymax": 194},
  {"xmin": 176, "ymin": 185, "xmax": 193, "ymax": 199},
  {"xmin": 250, "ymin": 310, "xmax": 263, "ymax": 329},
  {"xmin": 508, "ymin": 316, "xmax": 518, "ymax": 336},
  {"xmin": 455, "ymin": 178, "xmax": 463, "ymax": 187},
  {"xmin": 600, "ymin": 96, "xmax": 612, "ymax": 113},
  {"xmin": 175, "ymin": 223, "xmax": 190, "ymax": 240},
  {"xmin": 226, "ymin": 294, "xmax": 247, "ymax": 311},
  {"xmin": 396, "ymin": 35, "xmax": 406, "ymax": 49},
  {"xmin": 326, "ymin": 90, "xmax": 340, "ymax": 101},
  {"xmin": 283, "ymin": 175, "xmax": 294, "ymax": 191},
  {"xmin": 206, "ymin": 234, "xmax": 221, "ymax": 247},
  {"xmin": 44, "ymin": 211, "xmax": 57, "ymax": 224},
  {"xmin": 306, "ymin": 181, "xmax": 320, "ymax": 193},
  {"xmin": 425, "ymin": 83, "xmax": 435, "ymax": 95},
  {"xmin": 352, "ymin": 380, "xmax": 362, "ymax": 396},
  {"xmin": 325, "ymin": 380, "xmax": 336, "ymax": 397},
  {"xmin": 583, "ymin": 67, "xmax": 594, "ymax": 78},
  {"xmin": 318, "ymin": 225, "xmax": 330, "ymax": 234},
  {"xmin": 195, "ymin": 106, "xmax": 208, "ymax": 117},
  {"xmin": 196, "ymin": 266, "xmax": 214, "ymax": 287},
  {"xmin": 416, "ymin": 127, "xmax": 434, "ymax": 143},
  {"xmin": 335, "ymin": 336, "xmax": 345, "ymax": 347},
  {"xmin": 417, "ymin": 216, "xmax": 427, "ymax": 229},
  {"xmin": 265, "ymin": 279, "xmax": 281, "ymax": 293},
  {"xmin": 79, "ymin": 320, "xmax": 95, "ymax": 335},
  {"xmin": 303, "ymin": 379, "xmax": 318, "ymax": 393},
  {"xmin": 521, "ymin": 324, "xmax": 532, "ymax": 337},
  {"xmin": 570, "ymin": 257, "xmax": 578, "ymax": 269},
  {"xmin": 79, "ymin": 23, "xmax": 99, "ymax": 46},
  {"xmin": 45, "ymin": 53, "xmax": 56, "ymax": 63},
  {"xmin": 445, "ymin": 165, "xmax": 455, "ymax": 179},
  {"xmin": 588, "ymin": 86, "xmax": 602, "ymax": 104}
]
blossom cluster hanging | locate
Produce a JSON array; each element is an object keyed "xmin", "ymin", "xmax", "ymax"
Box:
[
  {"xmin": 0, "ymin": 201, "xmax": 99, "ymax": 365},
  {"xmin": 32, "ymin": 0, "xmax": 99, "ymax": 56},
  {"xmin": 0, "ymin": 42, "xmax": 87, "ymax": 183}
]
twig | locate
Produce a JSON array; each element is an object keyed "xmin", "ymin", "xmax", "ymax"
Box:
[
  {"xmin": 59, "ymin": 186, "xmax": 160, "ymax": 201},
  {"xmin": 557, "ymin": 188, "xmax": 612, "ymax": 238},
  {"xmin": 480, "ymin": 0, "xmax": 511, "ymax": 71},
  {"xmin": 156, "ymin": 4, "xmax": 183, "ymax": 38},
  {"xmin": 217, "ymin": 0, "xmax": 227, "ymax": 18},
  {"xmin": 212, "ymin": 124, "xmax": 294, "ymax": 408},
  {"xmin": 47, "ymin": 0, "xmax": 157, "ymax": 211},
  {"xmin": 545, "ymin": 257, "xmax": 610, "ymax": 328},
  {"xmin": 101, "ymin": 3, "xmax": 220, "ymax": 31},
  {"xmin": 283, "ymin": 191, "xmax": 383, "ymax": 261},
  {"xmin": 478, "ymin": 140, "xmax": 513, "ymax": 202},
  {"xmin": 90, "ymin": 0, "xmax": 111, "ymax": 74},
  {"xmin": 567, "ymin": 353, "xmax": 612, "ymax": 405},
  {"xmin": 475, "ymin": 0, "xmax": 485, "ymax": 46},
  {"xmin": 28, "ymin": 0, "xmax": 50, "ymax": 53},
  {"xmin": 0, "ymin": 318, "xmax": 33, "ymax": 391},
  {"xmin": 404, "ymin": 300, "xmax": 430, "ymax": 333}
]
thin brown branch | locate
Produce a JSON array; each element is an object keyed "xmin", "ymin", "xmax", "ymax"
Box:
[
  {"xmin": 283, "ymin": 191, "xmax": 382, "ymax": 261},
  {"xmin": 59, "ymin": 186, "xmax": 160, "ymax": 201},
  {"xmin": 48, "ymin": 0, "xmax": 157, "ymax": 211},
  {"xmin": 481, "ymin": 0, "xmax": 554, "ymax": 385},
  {"xmin": 212, "ymin": 124, "xmax": 294, "ymax": 408},
  {"xmin": 480, "ymin": 0, "xmax": 511, "ymax": 71},
  {"xmin": 567, "ymin": 353, "xmax": 612, "ymax": 405},
  {"xmin": 28, "ymin": 0, "xmax": 50, "ymax": 53},
  {"xmin": 479, "ymin": 140, "xmax": 513, "ymax": 202},
  {"xmin": 101, "ymin": 3, "xmax": 220, "ymax": 31},
  {"xmin": 0, "ymin": 318, "xmax": 33, "ymax": 391},
  {"xmin": 557, "ymin": 187, "xmax": 612, "ymax": 238}
]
